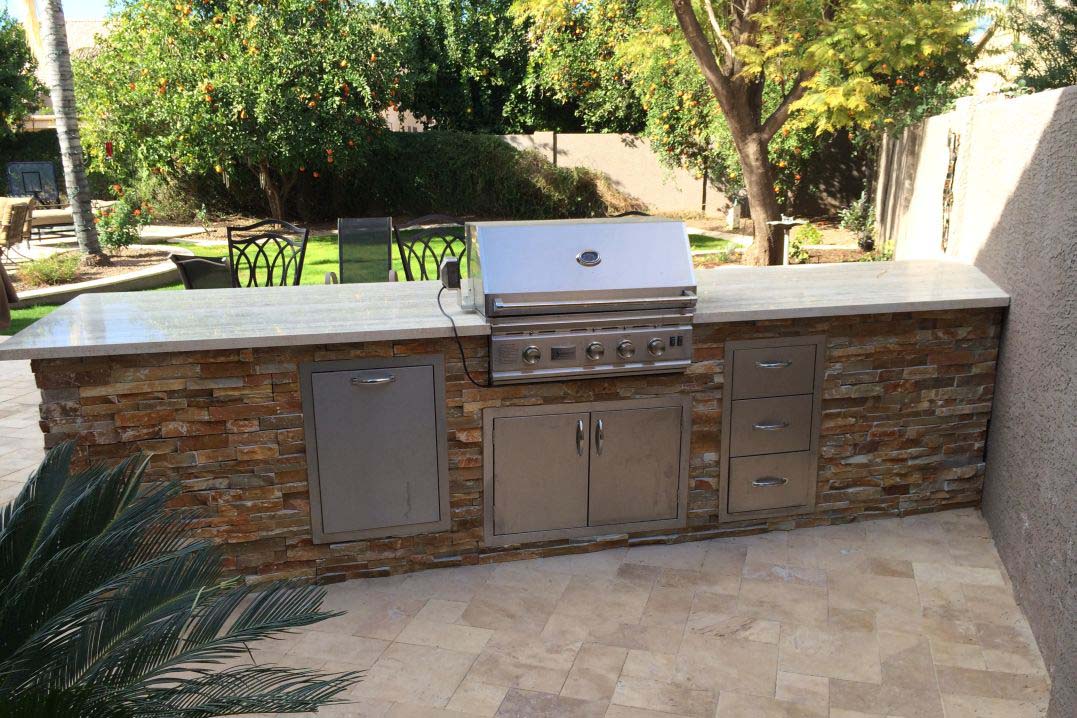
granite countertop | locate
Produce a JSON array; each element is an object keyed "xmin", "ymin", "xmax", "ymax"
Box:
[{"xmin": 0, "ymin": 260, "xmax": 1008, "ymax": 360}]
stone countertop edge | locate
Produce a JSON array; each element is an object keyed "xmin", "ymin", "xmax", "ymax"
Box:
[{"xmin": 0, "ymin": 260, "xmax": 1009, "ymax": 361}]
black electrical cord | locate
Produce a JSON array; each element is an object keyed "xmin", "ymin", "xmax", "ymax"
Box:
[{"xmin": 437, "ymin": 286, "xmax": 488, "ymax": 389}]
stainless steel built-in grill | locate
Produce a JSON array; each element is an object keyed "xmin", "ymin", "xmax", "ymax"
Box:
[{"xmin": 459, "ymin": 217, "xmax": 698, "ymax": 384}]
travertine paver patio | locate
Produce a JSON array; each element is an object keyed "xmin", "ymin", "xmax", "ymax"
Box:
[
  {"xmin": 240, "ymin": 509, "xmax": 1051, "ymax": 718},
  {"xmin": 0, "ymin": 337, "xmax": 44, "ymax": 503},
  {"xmin": 0, "ymin": 344, "xmax": 1053, "ymax": 718}
]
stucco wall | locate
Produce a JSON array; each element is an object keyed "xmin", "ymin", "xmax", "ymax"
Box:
[
  {"xmin": 501, "ymin": 132, "xmax": 727, "ymax": 215},
  {"xmin": 877, "ymin": 86, "xmax": 1077, "ymax": 718}
]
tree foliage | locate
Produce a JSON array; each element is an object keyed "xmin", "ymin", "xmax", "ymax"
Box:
[
  {"xmin": 1011, "ymin": 0, "xmax": 1077, "ymax": 91},
  {"xmin": 76, "ymin": 0, "xmax": 403, "ymax": 218},
  {"xmin": 0, "ymin": 9, "xmax": 42, "ymax": 141},
  {"xmin": 393, "ymin": 0, "xmax": 530, "ymax": 131},
  {"xmin": 514, "ymin": 0, "xmax": 976, "ymax": 263},
  {"xmin": 510, "ymin": 0, "xmax": 644, "ymax": 132},
  {"xmin": 0, "ymin": 443, "xmax": 358, "ymax": 717}
]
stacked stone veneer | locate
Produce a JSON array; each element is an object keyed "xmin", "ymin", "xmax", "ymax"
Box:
[{"xmin": 32, "ymin": 308, "xmax": 1002, "ymax": 582}]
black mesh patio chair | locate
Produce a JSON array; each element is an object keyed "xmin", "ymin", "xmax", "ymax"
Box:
[
  {"xmin": 337, "ymin": 217, "xmax": 394, "ymax": 283},
  {"xmin": 226, "ymin": 219, "xmax": 309, "ymax": 288},
  {"xmin": 393, "ymin": 214, "xmax": 465, "ymax": 282},
  {"xmin": 6, "ymin": 161, "xmax": 62, "ymax": 206},
  {"xmin": 170, "ymin": 254, "xmax": 231, "ymax": 290}
]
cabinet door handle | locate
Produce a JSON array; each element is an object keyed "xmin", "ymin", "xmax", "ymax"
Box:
[
  {"xmin": 352, "ymin": 374, "xmax": 395, "ymax": 386},
  {"xmin": 756, "ymin": 360, "xmax": 792, "ymax": 369},
  {"xmin": 595, "ymin": 419, "xmax": 604, "ymax": 455},
  {"xmin": 753, "ymin": 420, "xmax": 790, "ymax": 431},
  {"xmin": 576, "ymin": 419, "xmax": 585, "ymax": 456},
  {"xmin": 752, "ymin": 476, "xmax": 789, "ymax": 487}
]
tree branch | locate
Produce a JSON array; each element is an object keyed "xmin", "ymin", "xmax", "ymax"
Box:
[
  {"xmin": 760, "ymin": 68, "xmax": 814, "ymax": 141},
  {"xmin": 671, "ymin": 0, "xmax": 734, "ymax": 106},
  {"xmin": 701, "ymin": 0, "xmax": 735, "ymax": 72}
]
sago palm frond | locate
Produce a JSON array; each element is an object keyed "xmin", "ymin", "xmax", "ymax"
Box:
[{"xmin": 0, "ymin": 442, "xmax": 361, "ymax": 717}]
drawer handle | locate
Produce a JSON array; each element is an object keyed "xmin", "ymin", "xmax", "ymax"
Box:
[
  {"xmin": 595, "ymin": 418, "xmax": 605, "ymax": 455},
  {"xmin": 352, "ymin": 375, "xmax": 395, "ymax": 386},
  {"xmin": 576, "ymin": 419, "xmax": 585, "ymax": 456},
  {"xmin": 756, "ymin": 360, "xmax": 792, "ymax": 369},
  {"xmin": 753, "ymin": 421, "xmax": 790, "ymax": 431},
  {"xmin": 752, "ymin": 476, "xmax": 789, "ymax": 487}
]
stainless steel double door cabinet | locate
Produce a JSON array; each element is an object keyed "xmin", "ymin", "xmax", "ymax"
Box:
[
  {"xmin": 484, "ymin": 396, "xmax": 691, "ymax": 546},
  {"xmin": 300, "ymin": 356, "xmax": 450, "ymax": 544}
]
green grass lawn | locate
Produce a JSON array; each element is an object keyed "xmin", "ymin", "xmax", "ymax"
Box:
[
  {"xmin": 4, "ymin": 232, "xmax": 738, "ymax": 335},
  {"xmin": 687, "ymin": 234, "xmax": 738, "ymax": 253}
]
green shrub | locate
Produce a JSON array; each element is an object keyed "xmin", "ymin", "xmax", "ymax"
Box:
[
  {"xmin": 95, "ymin": 184, "xmax": 154, "ymax": 251},
  {"xmin": 839, "ymin": 191, "xmax": 875, "ymax": 236},
  {"xmin": 19, "ymin": 252, "xmax": 80, "ymax": 286},
  {"xmin": 115, "ymin": 131, "xmax": 641, "ymax": 221},
  {"xmin": 794, "ymin": 222, "xmax": 824, "ymax": 245}
]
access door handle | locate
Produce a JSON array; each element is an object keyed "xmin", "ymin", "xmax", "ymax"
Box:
[
  {"xmin": 752, "ymin": 476, "xmax": 789, "ymax": 487},
  {"xmin": 576, "ymin": 419, "xmax": 585, "ymax": 456},
  {"xmin": 594, "ymin": 419, "xmax": 605, "ymax": 455},
  {"xmin": 352, "ymin": 374, "xmax": 395, "ymax": 386},
  {"xmin": 756, "ymin": 360, "xmax": 792, "ymax": 369},
  {"xmin": 753, "ymin": 421, "xmax": 790, "ymax": 431}
]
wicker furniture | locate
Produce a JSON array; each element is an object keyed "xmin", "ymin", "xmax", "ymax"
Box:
[{"xmin": 0, "ymin": 197, "xmax": 33, "ymax": 264}]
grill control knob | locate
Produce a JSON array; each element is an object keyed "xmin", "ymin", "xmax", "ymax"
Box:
[
  {"xmin": 586, "ymin": 342, "xmax": 605, "ymax": 360},
  {"xmin": 521, "ymin": 346, "xmax": 541, "ymax": 365},
  {"xmin": 617, "ymin": 340, "xmax": 636, "ymax": 360},
  {"xmin": 648, "ymin": 338, "xmax": 667, "ymax": 357}
]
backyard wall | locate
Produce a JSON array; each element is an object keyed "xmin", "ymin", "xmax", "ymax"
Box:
[
  {"xmin": 876, "ymin": 86, "xmax": 1077, "ymax": 718},
  {"xmin": 502, "ymin": 132, "xmax": 728, "ymax": 216}
]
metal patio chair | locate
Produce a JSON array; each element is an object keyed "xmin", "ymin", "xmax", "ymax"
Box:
[
  {"xmin": 336, "ymin": 217, "xmax": 395, "ymax": 284},
  {"xmin": 226, "ymin": 219, "xmax": 309, "ymax": 287},
  {"xmin": 393, "ymin": 214, "xmax": 465, "ymax": 282},
  {"xmin": 170, "ymin": 254, "xmax": 231, "ymax": 289}
]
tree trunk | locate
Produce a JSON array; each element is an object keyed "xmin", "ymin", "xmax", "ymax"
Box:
[
  {"xmin": 256, "ymin": 162, "xmax": 288, "ymax": 220},
  {"xmin": 39, "ymin": 0, "xmax": 106, "ymax": 264},
  {"xmin": 669, "ymin": 0, "xmax": 786, "ymax": 266},
  {"xmin": 733, "ymin": 133, "xmax": 783, "ymax": 266}
]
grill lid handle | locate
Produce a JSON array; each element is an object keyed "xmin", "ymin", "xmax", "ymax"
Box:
[{"xmin": 492, "ymin": 290, "xmax": 696, "ymax": 313}]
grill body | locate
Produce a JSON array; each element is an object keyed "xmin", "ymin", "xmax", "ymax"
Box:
[{"xmin": 460, "ymin": 217, "xmax": 698, "ymax": 385}]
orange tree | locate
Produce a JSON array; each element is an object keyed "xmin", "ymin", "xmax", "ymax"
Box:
[
  {"xmin": 77, "ymin": 0, "xmax": 402, "ymax": 219},
  {"xmin": 514, "ymin": 0, "xmax": 977, "ymax": 264}
]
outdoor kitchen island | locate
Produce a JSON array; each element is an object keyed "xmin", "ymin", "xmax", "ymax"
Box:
[{"xmin": 0, "ymin": 259, "xmax": 1010, "ymax": 582}]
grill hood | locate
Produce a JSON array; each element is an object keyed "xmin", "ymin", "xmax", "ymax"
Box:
[{"xmin": 460, "ymin": 217, "xmax": 697, "ymax": 317}]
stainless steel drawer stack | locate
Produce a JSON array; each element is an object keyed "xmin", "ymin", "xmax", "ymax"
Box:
[{"xmin": 720, "ymin": 336, "xmax": 826, "ymax": 521}]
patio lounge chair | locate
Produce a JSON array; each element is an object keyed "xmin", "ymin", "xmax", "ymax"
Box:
[
  {"xmin": 0, "ymin": 197, "xmax": 34, "ymax": 265},
  {"xmin": 5, "ymin": 162, "xmax": 118, "ymax": 241}
]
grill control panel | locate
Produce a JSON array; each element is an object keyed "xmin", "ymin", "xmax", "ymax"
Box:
[{"xmin": 490, "ymin": 324, "xmax": 693, "ymax": 384}]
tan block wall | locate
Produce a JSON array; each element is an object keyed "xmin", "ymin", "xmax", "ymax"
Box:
[
  {"xmin": 32, "ymin": 308, "xmax": 1001, "ymax": 583},
  {"xmin": 501, "ymin": 132, "xmax": 728, "ymax": 215}
]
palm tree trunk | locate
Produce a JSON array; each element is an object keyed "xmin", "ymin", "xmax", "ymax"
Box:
[{"xmin": 39, "ymin": 0, "xmax": 106, "ymax": 263}]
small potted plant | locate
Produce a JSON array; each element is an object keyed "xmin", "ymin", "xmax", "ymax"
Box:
[{"xmin": 840, "ymin": 191, "xmax": 876, "ymax": 252}]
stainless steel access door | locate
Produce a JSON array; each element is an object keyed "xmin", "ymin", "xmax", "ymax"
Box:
[
  {"xmin": 309, "ymin": 365, "xmax": 442, "ymax": 537},
  {"xmin": 491, "ymin": 412, "xmax": 590, "ymax": 536},
  {"xmin": 588, "ymin": 406, "xmax": 682, "ymax": 526}
]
